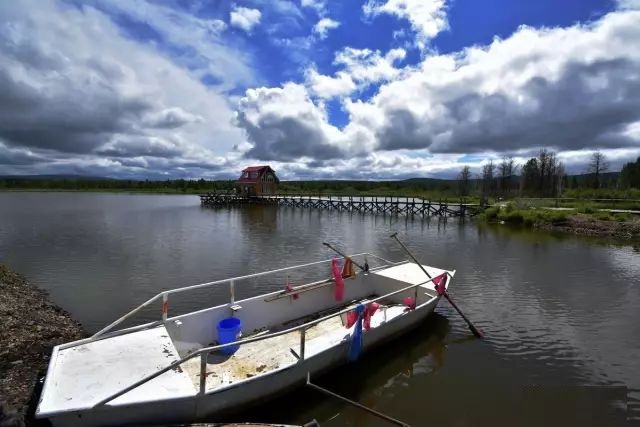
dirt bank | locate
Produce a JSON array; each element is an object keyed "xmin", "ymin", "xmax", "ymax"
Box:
[
  {"xmin": 0, "ymin": 265, "xmax": 85, "ymax": 424},
  {"xmin": 539, "ymin": 214, "xmax": 640, "ymax": 239}
]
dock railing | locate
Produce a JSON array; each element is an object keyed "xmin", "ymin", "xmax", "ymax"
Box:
[{"xmin": 91, "ymin": 266, "xmax": 453, "ymax": 408}]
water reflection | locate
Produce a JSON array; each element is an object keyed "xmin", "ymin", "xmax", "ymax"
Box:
[{"xmin": 0, "ymin": 193, "xmax": 637, "ymax": 424}]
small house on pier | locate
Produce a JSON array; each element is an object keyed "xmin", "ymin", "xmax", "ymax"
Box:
[{"xmin": 236, "ymin": 165, "xmax": 279, "ymax": 196}]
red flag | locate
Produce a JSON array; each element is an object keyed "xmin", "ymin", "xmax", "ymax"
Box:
[
  {"xmin": 433, "ymin": 273, "xmax": 448, "ymax": 296},
  {"xmin": 332, "ymin": 258, "xmax": 345, "ymax": 301}
]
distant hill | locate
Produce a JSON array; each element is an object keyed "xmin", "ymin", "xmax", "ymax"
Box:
[
  {"xmin": 0, "ymin": 174, "xmax": 118, "ymax": 181},
  {"xmin": 402, "ymin": 177, "xmax": 453, "ymax": 183}
]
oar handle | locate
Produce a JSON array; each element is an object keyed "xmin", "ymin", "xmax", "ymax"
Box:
[
  {"xmin": 390, "ymin": 233, "xmax": 432, "ymax": 279},
  {"xmin": 322, "ymin": 242, "xmax": 366, "ymax": 271}
]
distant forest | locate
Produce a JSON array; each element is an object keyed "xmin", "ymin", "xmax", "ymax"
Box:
[{"xmin": 2, "ymin": 151, "xmax": 640, "ymax": 200}]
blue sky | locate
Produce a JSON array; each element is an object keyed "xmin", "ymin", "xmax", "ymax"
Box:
[{"xmin": 0, "ymin": 0, "xmax": 639, "ymax": 179}]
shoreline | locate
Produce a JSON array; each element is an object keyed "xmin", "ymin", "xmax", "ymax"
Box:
[
  {"xmin": 0, "ymin": 265, "xmax": 86, "ymax": 425},
  {"xmin": 483, "ymin": 212, "xmax": 640, "ymax": 239},
  {"xmin": 538, "ymin": 214, "xmax": 640, "ymax": 239}
]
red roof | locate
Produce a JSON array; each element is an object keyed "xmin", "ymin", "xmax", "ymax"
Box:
[
  {"xmin": 242, "ymin": 165, "xmax": 269, "ymax": 172},
  {"xmin": 236, "ymin": 165, "xmax": 278, "ymax": 184}
]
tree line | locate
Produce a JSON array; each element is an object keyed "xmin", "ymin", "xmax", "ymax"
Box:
[
  {"xmin": 458, "ymin": 149, "xmax": 633, "ymax": 200},
  {"xmin": 0, "ymin": 178, "xmax": 235, "ymax": 192},
  {"xmin": 1, "ymin": 151, "xmax": 638, "ymax": 198}
]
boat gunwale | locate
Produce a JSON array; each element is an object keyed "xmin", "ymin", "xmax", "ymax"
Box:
[
  {"xmin": 84, "ymin": 252, "xmax": 395, "ymax": 345},
  {"xmin": 88, "ymin": 266, "xmax": 454, "ymax": 410}
]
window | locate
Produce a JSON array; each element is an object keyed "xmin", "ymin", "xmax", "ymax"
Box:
[{"xmin": 250, "ymin": 172, "xmax": 258, "ymax": 178}]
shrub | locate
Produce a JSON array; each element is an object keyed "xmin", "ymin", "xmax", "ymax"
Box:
[
  {"xmin": 482, "ymin": 206, "xmax": 500, "ymax": 221},
  {"xmin": 576, "ymin": 204, "xmax": 596, "ymax": 214},
  {"xmin": 594, "ymin": 212, "xmax": 613, "ymax": 221},
  {"xmin": 613, "ymin": 213, "xmax": 632, "ymax": 222}
]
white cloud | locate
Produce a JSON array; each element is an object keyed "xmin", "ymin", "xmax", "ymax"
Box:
[
  {"xmin": 92, "ymin": 0, "xmax": 254, "ymax": 90},
  {"xmin": 230, "ymin": 5, "xmax": 262, "ymax": 32},
  {"xmin": 313, "ymin": 17, "xmax": 340, "ymax": 39},
  {"xmin": 346, "ymin": 10, "xmax": 640, "ymax": 154},
  {"xmin": 363, "ymin": 0, "xmax": 448, "ymax": 48},
  {"xmin": 236, "ymin": 9, "xmax": 640, "ymax": 172},
  {"xmin": 335, "ymin": 47, "xmax": 406, "ymax": 83},
  {"xmin": 0, "ymin": 0, "xmax": 243, "ymax": 176},
  {"xmin": 301, "ymin": 0, "xmax": 326, "ymax": 15},
  {"xmin": 235, "ymin": 83, "xmax": 344, "ymax": 161},
  {"xmin": 617, "ymin": 0, "xmax": 640, "ymax": 10},
  {"xmin": 303, "ymin": 47, "xmax": 406, "ymax": 99},
  {"xmin": 305, "ymin": 69, "xmax": 356, "ymax": 98}
]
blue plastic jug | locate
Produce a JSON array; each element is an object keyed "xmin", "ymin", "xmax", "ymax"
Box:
[{"xmin": 217, "ymin": 317, "xmax": 242, "ymax": 355}]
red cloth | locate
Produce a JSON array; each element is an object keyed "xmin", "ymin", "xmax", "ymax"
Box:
[
  {"xmin": 332, "ymin": 258, "xmax": 345, "ymax": 301},
  {"xmin": 345, "ymin": 302, "xmax": 380, "ymax": 330},
  {"xmin": 346, "ymin": 310, "xmax": 358, "ymax": 328},
  {"xmin": 363, "ymin": 303, "xmax": 379, "ymax": 331},
  {"xmin": 433, "ymin": 273, "xmax": 448, "ymax": 296},
  {"xmin": 403, "ymin": 296, "xmax": 416, "ymax": 310},
  {"xmin": 286, "ymin": 281, "xmax": 299, "ymax": 300}
]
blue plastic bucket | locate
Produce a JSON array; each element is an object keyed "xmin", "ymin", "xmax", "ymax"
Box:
[{"xmin": 217, "ymin": 317, "xmax": 242, "ymax": 355}]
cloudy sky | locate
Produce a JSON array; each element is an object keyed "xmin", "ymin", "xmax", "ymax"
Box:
[{"xmin": 1, "ymin": 0, "xmax": 640, "ymax": 180}]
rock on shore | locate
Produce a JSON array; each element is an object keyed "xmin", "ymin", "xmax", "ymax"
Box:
[{"xmin": 0, "ymin": 265, "xmax": 86, "ymax": 424}]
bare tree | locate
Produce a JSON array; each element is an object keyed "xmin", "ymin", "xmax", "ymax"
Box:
[
  {"xmin": 498, "ymin": 156, "xmax": 515, "ymax": 195},
  {"xmin": 481, "ymin": 160, "xmax": 495, "ymax": 201},
  {"xmin": 458, "ymin": 165, "xmax": 472, "ymax": 196},
  {"xmin": 587, "ymin": 151, "xmax": 609, "ymax": 188}
]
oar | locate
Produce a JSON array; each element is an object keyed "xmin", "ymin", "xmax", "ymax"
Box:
[
  {"xmin": 390, "ymin": 232, "xmax": 484, "ymax": 338},
  {"xmin": 322, "ymin": 242, "xmax": 366, "ymax": 272}
]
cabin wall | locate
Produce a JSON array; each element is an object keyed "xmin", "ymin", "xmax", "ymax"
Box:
[{"xmin": 164, "ymin": 274, "xmax": 373, "ymax": 357}]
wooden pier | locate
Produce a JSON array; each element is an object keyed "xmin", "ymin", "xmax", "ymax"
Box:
[{"xmin": 199, "ymin": 193, "xmax": 481, "ymax": 217}]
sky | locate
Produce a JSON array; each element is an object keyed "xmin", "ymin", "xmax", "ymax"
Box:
[{"xmin": 1, "ymin": 0, "xmax": 640, "ymax": 180}]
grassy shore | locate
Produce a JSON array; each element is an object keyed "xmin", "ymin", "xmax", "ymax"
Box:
[
  {"xmin": 479, "ymin": 203, "xmax": 640, "ymax": 238},
  {"xmin": 0, "ymin": 265, "xmax": 85, "ymax": 424}
]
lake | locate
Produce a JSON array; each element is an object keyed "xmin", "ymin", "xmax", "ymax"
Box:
[{"xmin": 0, "ymin": 192, "xmax": 637, "ymax": 426}]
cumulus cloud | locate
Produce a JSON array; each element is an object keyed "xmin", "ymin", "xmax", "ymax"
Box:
[
  {"xmin": 235, "ymin": 83, "xmax": 344, "ymax": 161},
  {"xmin": 230, "ymin": 5, "xmax": 262, "ymax": 32},
  {"xmin": 334, "ymin": 47, "xmax": 406, "ymax": 84},
  {"xmin": 142, "ymin": 108, "xmax": 204, "ymax": 129},
  {"xmin": 349, "ymin": 10, "xmax": 640, "ymax": 154},
  {"xmin": 363, "ymin": 0, "xmax": 448, "ymax": 48},
  {"xmin": 0, "ymin": 0, "xmax": 244, "ymax": 176},
  {"xmin": 304, "ymin": 47, "xmax": 405, "ymax": 99},
  {"xmin": 313, "ymin": 18, "xmax": 340, "ymax": 39},
  {"xmin": 305, "ymin": 69, "xmax": 356, "ymax": 98},
  {"xmin": 239, "ymin": 9, "xmax": 640, "ymax": 169},
  {"xmin": 95, "ymin": 136, "xmax": 184, "ymax": 158}
]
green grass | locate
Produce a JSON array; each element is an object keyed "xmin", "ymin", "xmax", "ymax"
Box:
[
  {"xmin": 479, "ymin": 201, "xmax": 640, "ymax": 228},
  {"xmin": 479, "ymin": 205, "xmax": 569, "ymax": 227}
]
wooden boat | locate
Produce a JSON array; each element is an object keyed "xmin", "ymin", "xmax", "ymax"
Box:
[{"xmin": 36, "ymin": 252, "xmax": 454, "ymax": 426}]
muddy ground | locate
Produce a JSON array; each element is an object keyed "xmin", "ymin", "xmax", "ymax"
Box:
[{"xmin": 0, "ymin": 265, "xmax": 85, "ymax": 425}]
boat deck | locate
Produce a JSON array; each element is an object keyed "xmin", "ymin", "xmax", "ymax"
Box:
[
  {"xmin": 38, "ymin": 300, "xmax": 408, "ymax": 415},
  {"xmin": 184, "ymin": 303, "xmax": 407, "ymax": 393},
  {"xmin": 37, "ymin": 325, "xmax": 197, "ymax": 416}
]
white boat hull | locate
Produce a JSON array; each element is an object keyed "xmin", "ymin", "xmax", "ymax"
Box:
[{"xmin": 38, "ymin": 259, "xmax": 453, "ymax": 427}]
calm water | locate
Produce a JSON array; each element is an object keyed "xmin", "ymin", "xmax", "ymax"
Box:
[{"xmin": 0, "ymin": 192, "xmax": 638, "ymax": 426}]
